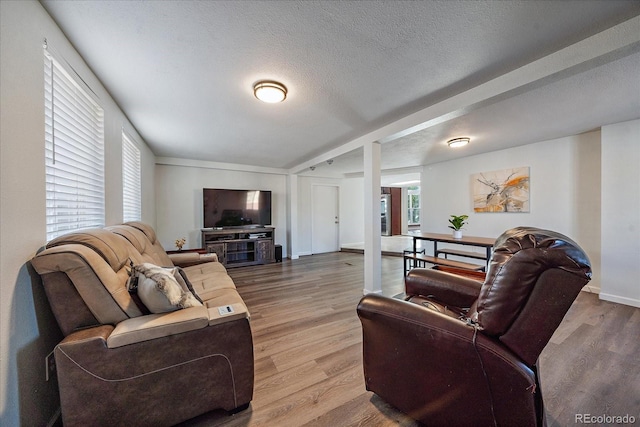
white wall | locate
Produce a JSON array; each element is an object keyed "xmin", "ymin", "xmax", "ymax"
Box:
[
  {"xmin": 601, "ymin": 119, "xmax": 640, "ymax": 307},
  {"xmin": 155, "ymin": 163, "xmax": 288, "ymax": 254},
  {"xmin": 421, "ymin": 131, "xmax": 602, "ymax": 292},
  {"xmin": 0, "ymin": 2, "xmax": 156, "ymax": 424},
  {"xmin": 153, "ymin": 166, "xmax": 361, "ymax": 261}
]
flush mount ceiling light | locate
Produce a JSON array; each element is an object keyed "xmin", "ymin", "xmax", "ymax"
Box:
[
  {"xmin": 253, "ymin": 81, "xmax": 287, "ymax": 103},
  {"xmin": 447, "ymin": 137, "xmax": 470, "ymax": 148}
]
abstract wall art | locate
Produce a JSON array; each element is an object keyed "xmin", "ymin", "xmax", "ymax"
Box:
[{"xmin": 472, "ymin": 167, "xmax": 530, "ymax": 213}]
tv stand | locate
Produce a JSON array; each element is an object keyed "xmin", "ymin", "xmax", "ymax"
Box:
[{"xmin": 201, "ymin": 226, "xmax": 275, "ymax": 268}]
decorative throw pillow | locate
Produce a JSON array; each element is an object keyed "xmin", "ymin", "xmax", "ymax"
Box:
[
  {"xmin": 174, "ymin": 267, "xmax": 203, "ymax": 303},
  {"xmin": 133, "ymin": 263, "xmax": 202, "ymax": 313}
]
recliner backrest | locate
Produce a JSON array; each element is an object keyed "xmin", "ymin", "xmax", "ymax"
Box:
[
  {"xmin": 46, "ymin": 229, "xmax": 131, "ymax": 272},
  {"xmin": 31, "ymin": 223, "xmax": 178, "ymax": 336},
  {"xmin": 31, "ymin": 229, "xmax": 145, "ymax": 334},
  {"xmin": 470, "ymin": 227, "xmax": 592, "ymax": 365},
  {"xmin": 106, "ymin": 224, "xmax": 173, "ymax": 266},
  {"xmin": 122, "ymin": 221, "xmax": 173, "ymax": 266}
]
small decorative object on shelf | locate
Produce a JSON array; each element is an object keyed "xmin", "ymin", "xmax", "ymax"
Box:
[
  {"xmin": 175, "ymin": 237, "xmax": 186, "ymax": 251},
  {"xmin": 448, "ymin": 215, "xmax": 468, "ymax": 239}
]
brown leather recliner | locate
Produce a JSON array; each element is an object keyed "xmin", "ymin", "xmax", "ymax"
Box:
[{"xmin": 357, "ymin": 227, "xmax": 592, "ymax": 427}]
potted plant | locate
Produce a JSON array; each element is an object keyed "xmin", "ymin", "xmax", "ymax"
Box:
[{"xmin": 448, "ymin": 215, "xmax": 468, "ymax": 239}]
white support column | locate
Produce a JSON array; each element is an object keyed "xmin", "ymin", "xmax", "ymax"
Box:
[
  {"xmin": 363, "ymin": 141, "xmax": 382, "ymax": 295},
  {"xmin": 417, "ymin": 169, "xmax": 423, "ymax": 232},
  {"xmin": 287, "ymin": 174, "xmax": 299, "ymax": 260}
]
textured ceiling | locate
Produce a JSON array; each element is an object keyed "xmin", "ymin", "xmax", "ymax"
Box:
[{"xmin": 41, "ymin": 0, "xmax": 640, "ymax": 175}]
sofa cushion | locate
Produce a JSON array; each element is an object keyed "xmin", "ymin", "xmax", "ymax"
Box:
[
  {"xmin": 108, "ymin": 224, "xmax": 174, "ymax": 267},
  {"xmin": 31, "ymin": 243, "xmax": 140, "ymax": 326},
  {"xmin": 174, "ymin": 267, "xmax": 204, "ymax": 303},
  {"xmin": 107, "ymin": 306, "xmax": 209, "ymax": 348},
  {"xmin": 106, "ymin": 225, "xmax": 151, "ymax": 261},
  {"xmin": 123, "ymin": 222, "xmax": 174, "ymax": 266},
  {"xmin": 46, "ymin": 229, "xmax": 131, "ymax": 272},
  {"xmin": 134, "ymin": 263, "xmax": 202, "ymax": 313},
  {"xmin": 124, "ymin": 221, "xmax": 158, "ymax": 242},
  {"xmin": 203, "ymin": 288, "xmax": 247, "ymax": 310},
  {"xmin": 183, "ymin": 262, "xmax": 238, "ymax": 300}
]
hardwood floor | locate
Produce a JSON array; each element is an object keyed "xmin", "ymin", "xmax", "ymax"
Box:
[
  {"xmin": 539, "ymin": 287, "xmax": 640, "ymax": 426},
  {"xmin": 180, "ymin": 252, "xmax": 640, "ymax": 427}
]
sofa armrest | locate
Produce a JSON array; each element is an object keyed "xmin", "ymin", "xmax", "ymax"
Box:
[
  {"xmin": 169, "ymin": 251, "xmax": 218, "ymax": 267},
  {"xmin": 207, "ymin": 302, "xmax": 249, "ymax": 326},
  {"xmin": 405, "ymin": 268, "xmax": 483, "ymax": 308},
  {"xmin": 432, "ymin": 265, "xmax": 487, "ymax": 281},
  {"xmin": 107, "ymin": 306, "xmax": 209, "ymax": 348},
  {"xmin": 61, "ymin": 324, "xmax": 114, "ymax": 346},
  {"xmin": 357, "ymin": 294, "xmax": 534, "ymax": 379}
]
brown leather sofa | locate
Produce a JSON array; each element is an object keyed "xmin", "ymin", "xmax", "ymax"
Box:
[
  {"xmin": 357, "ymin": 227, "xmax": 592, "ymax": 427},
  {"xmin": 30, "ymin": 222, "xmax": 253, "ymax": 426}
]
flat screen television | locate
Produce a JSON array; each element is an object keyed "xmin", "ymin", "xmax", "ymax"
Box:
[{"xmin": 203, "ymin": 188, "xmax": 272, "ymax": 228}]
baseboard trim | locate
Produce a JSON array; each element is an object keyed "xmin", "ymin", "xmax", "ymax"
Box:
[
  {"xmin": 599, "ymin": 292, "xmax": 640, "ymax": 308},
  {"xmin": 340, "ymin": 247, "xmax": 363, "ymax": 254},
  {"xmin": 581, "ymin": 283, "xmax": 600, "ymax": 294}
]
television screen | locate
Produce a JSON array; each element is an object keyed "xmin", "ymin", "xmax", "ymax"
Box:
[{"xmin": 203, "ymin": 188, "xmax": 272, "ymax": 228}]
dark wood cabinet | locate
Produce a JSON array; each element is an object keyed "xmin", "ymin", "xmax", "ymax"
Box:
[
  {"xmin": 381, "ymin": 187, "xmax": 403, "ymax": 236},
  {"xmin": 201, "ymin": 226, "xmax": 275, "ymax": 268},
  {"xmin": 390, "ymin": 187, "xmax": 402, "ymax": 235}
]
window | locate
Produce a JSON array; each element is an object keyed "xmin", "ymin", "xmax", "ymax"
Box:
[
  {"xmin": 122, "ymin": 133, "xmax": 141, "ymax": 222},
  {"xmin": 44, "ymin": 47, "xmax": 104, "ymax": 240},
  {"xmin": 407, "ymin": 186, "xmax": 421, "ymax": 225}
]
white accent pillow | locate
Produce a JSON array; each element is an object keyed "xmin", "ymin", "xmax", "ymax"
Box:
[{"xmin": 133, "ymin": 263, "xmax": 202, "ymax": 313}]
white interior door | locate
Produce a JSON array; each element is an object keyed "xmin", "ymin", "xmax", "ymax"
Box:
[{"xmin": 312, "ymin": 185, "xmax": 339, "ymax": 254}]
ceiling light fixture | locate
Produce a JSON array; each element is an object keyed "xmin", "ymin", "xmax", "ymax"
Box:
[
  {"xmin": 253, "ymin": 81, "xmax": 287, "ymax": 103},
  {"xmin": 447, "ymin": 137, "xmax": 470, "ymax": 148}
]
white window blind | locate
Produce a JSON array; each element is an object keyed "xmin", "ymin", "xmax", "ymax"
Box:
[
  {"xmin": 122, "ymin": 132, "xmax": 141, "ymax": 222},
  {"xmin": 44, "ymin": 48, "xmax": 105, "ymax": 240}
]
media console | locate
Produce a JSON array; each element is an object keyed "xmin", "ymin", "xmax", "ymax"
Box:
[{"xmin": 201, "ymin": 226, "xmax": 275, "ymax": 268}]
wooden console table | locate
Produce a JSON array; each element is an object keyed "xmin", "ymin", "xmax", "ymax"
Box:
[
  {"xmin": 201, "ymin": 226, "xmax": 275, "ymax": 268},
  {"xmin": 404, "ymin": 231, "xmax": 496, "ymax": 275}
]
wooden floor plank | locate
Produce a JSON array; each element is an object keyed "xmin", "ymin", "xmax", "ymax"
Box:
[
  {"xmin": 300, "ymin": 393, "xmax": 420, "ymax": 427},
  {"xmin": 180, "ymin": 252, "xmax": 640, "ymax": 427},
  {"xmin": 252, "ymin": 360, "xmax": 328, "ymax": 408}
]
